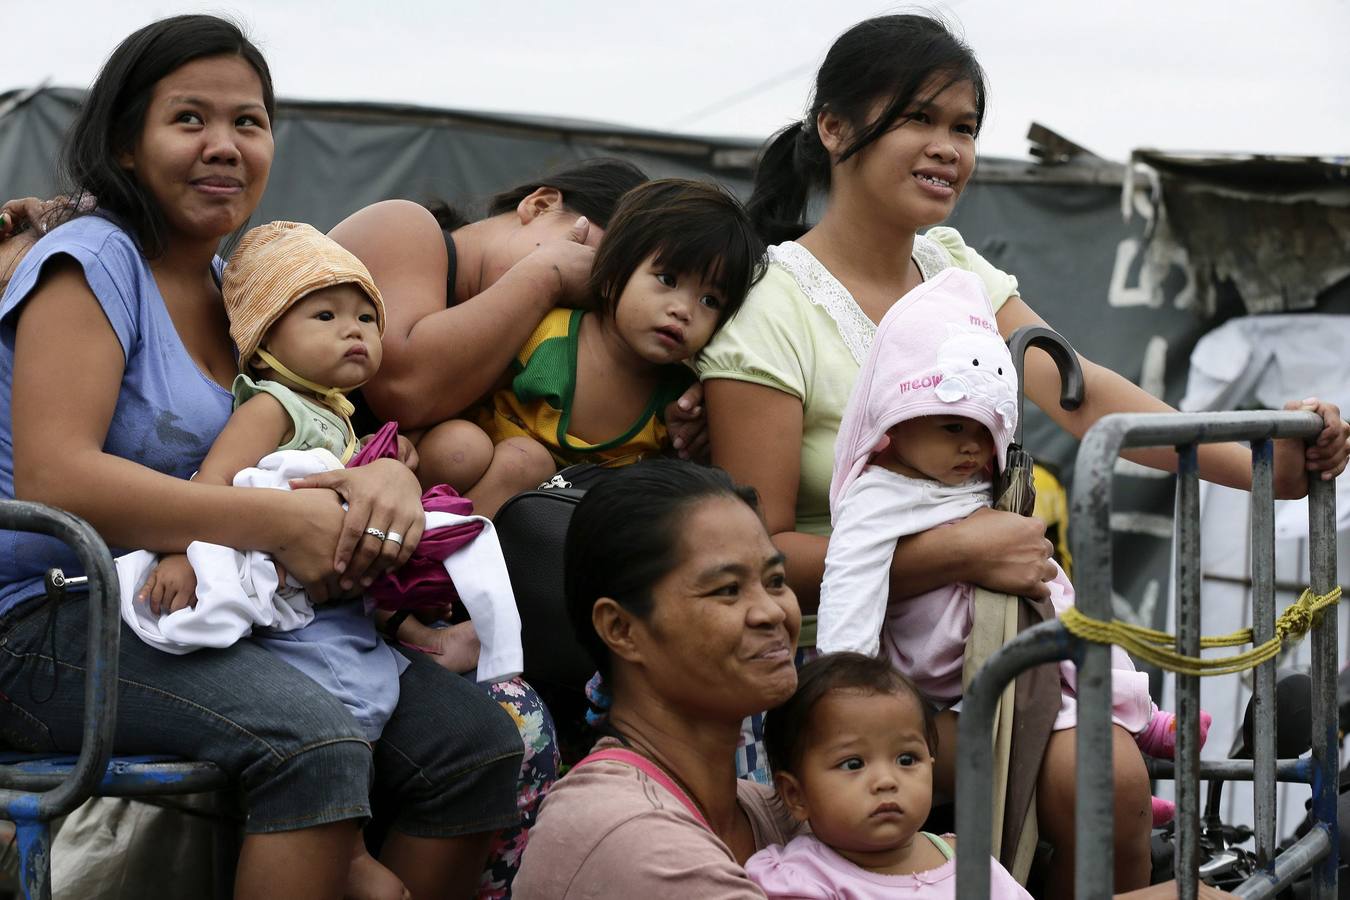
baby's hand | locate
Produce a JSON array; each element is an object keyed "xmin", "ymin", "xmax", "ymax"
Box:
[
  {"xmin": 394, "ymin": 434, "xmax": 420, "ymax": 472},
  {"xmin": 138, "ymin": 554, "xmax": 199, "ymax": 616}
]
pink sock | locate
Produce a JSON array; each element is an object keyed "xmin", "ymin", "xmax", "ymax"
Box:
[
  {"xmin": 1151, "ymin": 796, "xmax": 1176, "ymax": 826},
  {"xmin": 1135, "ymin": 708, "xmax": 1212, "ymax": 759}
]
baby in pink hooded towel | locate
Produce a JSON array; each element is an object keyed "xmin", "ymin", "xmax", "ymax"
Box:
[{"xmin": 815, "ymin": 268, "xmax": 1204, "ymax": 823}]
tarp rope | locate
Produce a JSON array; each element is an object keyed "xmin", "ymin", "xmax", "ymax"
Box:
[{"xmin": 1059, "ymin": 586, "xmax": 1342, "ymax": 677}]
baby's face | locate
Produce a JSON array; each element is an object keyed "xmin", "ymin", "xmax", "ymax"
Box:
[
  {"xmin": 778, "ymin": 689, "xmax": 934, "ymax": 868},
  {"xmin": 258, "ymin": 284, "xmax": 382, "ymax": 390},
  {"xmin": 612, "ymin": 252, "xmax": 724, "ymax": 365},
  {"xmin": 883, "ymin": 415, "xmax": 994, "ymax": 485}
]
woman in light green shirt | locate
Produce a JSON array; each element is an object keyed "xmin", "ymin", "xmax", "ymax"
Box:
[{"xmin": 698, "ymin": 14, "xmax": 1347, "ymax": 898}]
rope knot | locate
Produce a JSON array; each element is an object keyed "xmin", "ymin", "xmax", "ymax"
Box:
[{"xmin": 1275, "ymin": 586, "xmax": 1341, "ymax": 641}]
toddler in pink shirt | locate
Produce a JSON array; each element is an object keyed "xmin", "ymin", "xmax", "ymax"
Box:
[
  {"xmin": 745, "ymin": 655, "xmax": 1026, "ymax": 900},
  {"xmin": 747, "ymin": 652, "xmax": 1030, "ymax": 899}
]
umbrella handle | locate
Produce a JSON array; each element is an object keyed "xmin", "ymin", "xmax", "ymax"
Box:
[{"xmin": 1006, "ymin": 325, "xmax": 1084, "ymax": 445}]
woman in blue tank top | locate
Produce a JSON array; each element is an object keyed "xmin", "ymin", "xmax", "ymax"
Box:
[{"xmin": 0, "ymin": 15, "xmax": 523, "ymax": 899}]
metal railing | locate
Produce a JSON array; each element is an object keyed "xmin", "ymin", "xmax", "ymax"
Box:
[
  {"xmin": 955, "ymin": 410, "xmax": 1341, "ymax": 899},
  {"xmin": 0, "ymin": 501, "xmax": 119, "ymax": 900}
]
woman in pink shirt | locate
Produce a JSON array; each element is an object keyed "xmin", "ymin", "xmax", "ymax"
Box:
[{"xmin": 514, "ymin": 459, "xmax": 804, "ymax": 898}]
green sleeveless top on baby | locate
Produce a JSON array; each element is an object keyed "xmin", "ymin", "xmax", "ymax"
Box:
[{"xmin": 232, "ymin": 374, "xmax": 355, "ymax": 461}]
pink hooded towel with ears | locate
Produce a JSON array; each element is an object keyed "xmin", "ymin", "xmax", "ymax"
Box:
[{"xmin": 829, "ymin": 267, "xmax": 1019, "ymax": 518}]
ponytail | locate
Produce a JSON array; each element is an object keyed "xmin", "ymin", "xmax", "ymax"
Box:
[
  {"xmin": 747, "ymin": 123, "xmax": 827, "ymax": 245},
  {"xmin": 422, "ymin": 199, "xmax": 470, "ymax": 232}
]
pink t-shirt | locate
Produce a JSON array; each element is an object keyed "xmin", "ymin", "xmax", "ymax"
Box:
[
  {"xmin": 746, "ymin": 833, "xmax": 1033, "ymax": 899},
  {"xmin": 514, "ymin": 740, "xmax": 802, "ymax": 899}
]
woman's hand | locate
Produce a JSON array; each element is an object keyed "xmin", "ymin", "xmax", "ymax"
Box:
[
  {"xmin": 522, "ymin": 216, "xmax": 597, "ymax": 307},
  {"xmin": 1273, "ymin": 398, "xmax": 1349, "ymax": 499},
  {"xmin": 268, "ymin": 487, "xmax": 348, "ymax": 604},
  {"xmin": 665, "ymin": 382, "xmax": 709, "ymax": 461},
  {"xmin": 287, "ymin": 458, "xmax": 425, "ymax": 591},
  {"xmin": 0, "ymin": 228, "xmax": 37, "ymax": 288},
  {"xmin": 1, "ymin": 197, "xmax": 50, "ymax": 239},
  {"xmin": 2, "ymin": 195, "xmax": 97, "ymax": 287},
  {"xmin": 0, "ymin": 199, "xmax": 44, "ymax": 284},
  {"xmin": 1, "ymin": 194, "xmax": 96, "ymax": 238},
  {"xmin": 949, "ymin": 507, "xmax": 1057, "ymax": 600}
]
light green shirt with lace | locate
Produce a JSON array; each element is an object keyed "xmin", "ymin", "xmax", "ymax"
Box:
[
  {"xmin": 231, "ymin": 374, "xmax": 353, "ymax": 460},
  {"xmin": 696, "ymin": 226, "xmax": 1019, "ymax": 537}
]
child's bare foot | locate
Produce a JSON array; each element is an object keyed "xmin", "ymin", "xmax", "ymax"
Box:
[
  {"xmin": 381, "ymin": 613, "xmax": 482, "ymax": 674},
  {"xmin": 346, "ymin": 836, "xmax": 409, "ymax": 900},
  {"xmin": 423, "ymin": 620, "xmax": 481, "ymax": 674}
]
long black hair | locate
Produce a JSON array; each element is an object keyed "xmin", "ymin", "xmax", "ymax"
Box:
[
  {"xmin": 564, "ymin": 459, "xmax": 759, "ymax": 679},
  {"xmin": 747, "ymin": 14, "xmax": 987, "ymax": 244},
  {"xmin": 55, "ymin": 14, "xmax": 274, "ymax": 258},
  {"xmin": 425, "ymin": 157, "xmax": 649, "ymax": 232}
]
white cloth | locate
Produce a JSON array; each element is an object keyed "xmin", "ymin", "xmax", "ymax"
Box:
[
  {"xmin": 427, "ymin": 511, "xmax": 524, "ymax": 684},
  {"xmin": 818, "ymin": 467, "xmax": 988, "ymax": 661},
  {"xmin": 116, "ymin": 449, "xmax": 338, "ymax": 654},
  {"xmin": 117, "ymin": 448, "xmax": 524, "ymax": 683},
  {"xmin": 818, "ymin": 466, "xmax": 1154, "ymax": 732}
]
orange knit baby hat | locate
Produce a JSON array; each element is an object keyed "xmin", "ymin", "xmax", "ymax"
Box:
[{"xmin": 223, "ymin": 221, "xmax": 385, "ymax": 371}]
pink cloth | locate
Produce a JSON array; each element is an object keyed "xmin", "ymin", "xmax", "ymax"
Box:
[
  {"xmin": 349, "ymin": 421, "xmax": 485, "ymax": 612},
  {"xmin": 829, "ymin": 268, "xmax": 1019, "ymax": 515},
  {"xmin": 746, "ymin": 833, "xmax": 1032, "ymax": 899}
]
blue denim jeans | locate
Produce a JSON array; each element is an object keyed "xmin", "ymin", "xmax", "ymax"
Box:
[{"xmin": 0, "ymin": 593, "xmax": 523, "ymax": 836}]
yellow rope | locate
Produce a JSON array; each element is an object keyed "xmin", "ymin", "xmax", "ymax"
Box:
[{"xmin": 1059, "ymin": 586, "xmax": 1342, "ymax": 677}]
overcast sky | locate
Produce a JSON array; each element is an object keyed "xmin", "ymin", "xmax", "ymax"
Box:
[{"xmin": 7, "ymin": 0, "xmax": 1349, "ymax": 163}]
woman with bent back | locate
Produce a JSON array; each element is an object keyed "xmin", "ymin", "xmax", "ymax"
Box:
[
  {"xmin": 328, "ymin": 161, "xmax": 708, "ymax": 483},
  {"xmin": 331, "ymin": 158, "xmax": 644, "ymax": 434}
]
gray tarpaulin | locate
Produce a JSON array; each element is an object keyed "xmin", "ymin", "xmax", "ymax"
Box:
[{"xmin": 3, "ymin": 85, "xmax": 1347, "ymax": 637}]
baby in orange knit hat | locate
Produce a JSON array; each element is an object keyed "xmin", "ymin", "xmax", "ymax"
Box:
[
  {"xmin": 138, "ymin": 221, "xmax": 393, "ymax": 610},
  {"xmin": 135, "ymin": 221, "xmax": 447, "ymax": 900}
]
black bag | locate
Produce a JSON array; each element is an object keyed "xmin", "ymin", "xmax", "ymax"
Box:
[{"xmin": 494, "ymin": 464, "xmax": 618, "ymax": 693}]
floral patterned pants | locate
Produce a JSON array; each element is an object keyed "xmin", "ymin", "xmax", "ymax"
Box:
[{"xmin": 477, "ymin": 676, "xmax": 560, "ymax": 899}]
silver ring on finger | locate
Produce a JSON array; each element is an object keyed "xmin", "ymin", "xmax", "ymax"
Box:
[
  {"xmin": 364, "ymin": 527, "xmax": 387, "ymax": 541},
  {"xmin": 384, "ymin": 531, "xmax": 404, "ymax": 547}
]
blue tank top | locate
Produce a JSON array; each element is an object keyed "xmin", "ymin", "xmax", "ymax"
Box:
[{"xmin": 0, "ymin": 215, "xmax": 233, "ymax": 615}]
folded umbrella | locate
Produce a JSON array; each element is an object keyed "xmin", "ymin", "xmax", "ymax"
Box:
[
  {"xmin": 993, "ymin": 325, "xmax": 1084, "ymax": 516},
  {"xmin": 965, "ymin": 325, "xmax": 1084, "ymax": 880}
]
